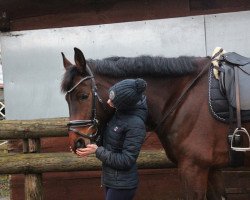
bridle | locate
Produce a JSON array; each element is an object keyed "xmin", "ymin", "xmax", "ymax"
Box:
[{"xmin": 66, "ymin": 65, "xmax": 103, "ymax": 142}]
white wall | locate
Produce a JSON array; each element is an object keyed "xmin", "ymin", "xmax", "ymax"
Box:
[
  {"xmin": 205, "ymin": 11, "xmax": 250, "ymax": 56},
  {"xmin": 0, "ymin": 10, "xmax": 250, "ymax": 120},
  {"xmin": 0, "ymin": 66, "xmax": 2, "ymax": 84},
  {"xmin": 0, "ymin": 45, "xmax": 3, "ymax": 84}
]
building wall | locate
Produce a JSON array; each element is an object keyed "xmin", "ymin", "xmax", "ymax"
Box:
[
  {"xmin": 0, "ymin": 10, "xmax": 250, "ymax": 120},
  {"xmin": 0, "ymin": 67, "xmax": 2, "ymax": 85},
  {"xmin": 0, "ymin": 88, "xmax": 3, "ymax": 101}
]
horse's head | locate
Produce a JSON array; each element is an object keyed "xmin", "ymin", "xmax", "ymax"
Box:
[{"xmin": 61, "ymin": 48, "xmax": 104, "ymax": 152}]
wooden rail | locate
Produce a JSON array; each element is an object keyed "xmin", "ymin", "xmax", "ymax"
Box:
[
  {"xmin": 0, "ymin": 150, "xmax": 173, "ymax": 174},
  {"xmin": 0, "ymin": 118, "xmax": 68, "ymax": 139}
]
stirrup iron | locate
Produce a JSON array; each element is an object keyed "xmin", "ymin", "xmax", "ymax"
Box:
[{"xmin": 231, "ymin": 127, "xmax": 250, "ymax": 151}]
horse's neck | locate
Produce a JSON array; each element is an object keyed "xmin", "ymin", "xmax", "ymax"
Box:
[{"xmin": 144, "ymin": 75, "xmax": 196, "ymax": 129}]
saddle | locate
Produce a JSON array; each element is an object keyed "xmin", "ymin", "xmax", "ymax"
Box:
[
  {"xmin": 219, "ymin": 52, "xmax": 250, "ymax": 110},
  {"xmin": 211, "ymin": 48, "xmax": 250, "ymax": 152}
]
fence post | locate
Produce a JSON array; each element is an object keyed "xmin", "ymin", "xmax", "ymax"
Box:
[
  {"xmin": 22, "ymin": 139, "xmax": 29, "ymax": 153},
  {"xmin": 24, "ymin": 138, "xmax": 43, "ymax": 200}
]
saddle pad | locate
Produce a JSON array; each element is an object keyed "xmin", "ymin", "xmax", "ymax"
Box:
[{"xmin": 208, "ymin": 66, "xmax": 250, "ymax": 123}]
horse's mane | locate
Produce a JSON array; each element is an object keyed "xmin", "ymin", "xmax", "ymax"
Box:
[
  {"xmin": 61, "ymin": 55, "xmax": 198, "ymax": 93},
  {"xmin": 88, "ymin": 55, "xmax": 197, "ymax": 77}
]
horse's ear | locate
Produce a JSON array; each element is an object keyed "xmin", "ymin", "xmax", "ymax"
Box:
[
  {"xmin": 61, "ymin": 52, "xmax": 72, "ymax": 70},
  {"xmin": 74, "ymin": 47, "xmax": 86, "ymax": 73}
]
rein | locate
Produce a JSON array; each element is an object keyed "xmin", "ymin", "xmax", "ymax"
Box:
[
  {"xmin": 154, "ymin": 58, "xmax": 211, "ymax": 132},
  {"xmin": 66, "ymin": 65, "xmax": 103, "ymax": 142}
]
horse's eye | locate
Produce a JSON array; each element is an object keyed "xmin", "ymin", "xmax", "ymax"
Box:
[{"xmin": 80, "ymin": 93, "xmax": 89, "ymax": 100}]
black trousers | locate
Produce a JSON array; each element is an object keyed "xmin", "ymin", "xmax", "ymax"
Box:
[{"xmin": 105, "ymin": 187, "xmax": 137, "ymax": 200}]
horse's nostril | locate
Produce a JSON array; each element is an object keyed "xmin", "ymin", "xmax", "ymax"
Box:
[{"xmin": 75, "ymin": 138, "xmax": 86, "ymax": 149}]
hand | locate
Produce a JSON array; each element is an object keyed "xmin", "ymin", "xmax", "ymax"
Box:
[{"xmin": 76, "ymin": 144, "xmax": 98, "ymax": 157}]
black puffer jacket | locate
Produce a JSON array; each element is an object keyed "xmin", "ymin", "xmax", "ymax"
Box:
[{"xmin": 95, "ymin": 96, "xmax": 148, "ymax": 189}]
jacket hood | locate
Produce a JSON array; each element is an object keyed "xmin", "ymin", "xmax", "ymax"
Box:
[{"xmin": 116, "ymin": 95, "xmax": 148, "ymax": 122}]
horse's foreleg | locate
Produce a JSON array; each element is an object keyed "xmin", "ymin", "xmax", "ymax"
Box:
[
  {"xmin": 179, "ymin": 160, "xmax": 209, "ymax": 200},
  {"xmin": 206, "ymin": 169, "xmax": 227, "ymax": 200}
]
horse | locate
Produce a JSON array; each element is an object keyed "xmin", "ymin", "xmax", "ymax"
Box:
[{"xmin": 61, "ymin": 47, "xmax": 250, "ymax": 199}]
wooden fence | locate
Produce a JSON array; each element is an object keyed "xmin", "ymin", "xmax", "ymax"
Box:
[{"xmin": 0, "ymin": 118, "xmax": 174, "ymax": 200}]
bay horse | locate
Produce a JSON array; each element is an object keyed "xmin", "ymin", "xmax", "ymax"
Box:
[{"xmin": 61, "ymin": 47, "xmax": 250, "ymax": 199}]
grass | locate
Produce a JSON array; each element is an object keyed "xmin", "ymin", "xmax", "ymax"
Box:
[
  {"xmin": 0, "ymin": 141, "xmax": 10, "ymax": 198},
  {"xmin": 0, "ymin": 175, "xmax": 9, "ymax": 197}
]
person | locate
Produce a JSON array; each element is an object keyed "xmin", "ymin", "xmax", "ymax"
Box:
[{"xmin": 76, "ymin": 78, "xmax": 148, "ymax": 200}]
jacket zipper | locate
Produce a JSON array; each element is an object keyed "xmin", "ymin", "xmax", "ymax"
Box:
[{"xmin": 115, "ymin": 170, "xmax": 118, "ymax": 182}]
